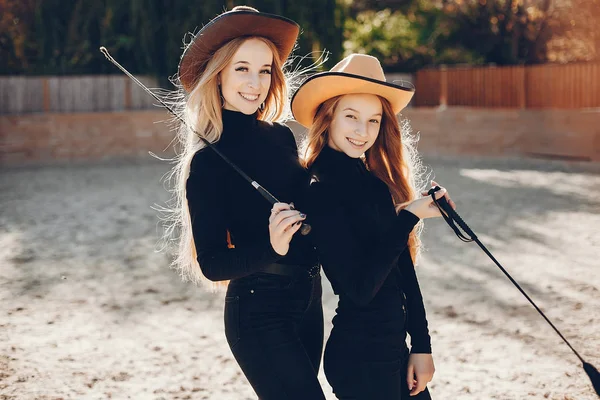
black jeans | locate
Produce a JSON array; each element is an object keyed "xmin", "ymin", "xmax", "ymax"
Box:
[
  {"xmin": 324, "ymin": 337, "xmax": 432, "ymax": 400},
  {"xmin": 225, "ymin": 272, "xmax": 325, "ymax": 400}
]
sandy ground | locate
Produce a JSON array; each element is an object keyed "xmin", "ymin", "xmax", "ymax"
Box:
[{"xmin": 1, "ymin": 154, "xmax": 599, "ymax": 400}]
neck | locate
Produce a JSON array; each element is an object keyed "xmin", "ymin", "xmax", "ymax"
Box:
[
  {"xmin": 222, "ymin": 108, "xmax": 258, "ymax": 130},
  {"xmin": 312, "ymin": 144, "xmax": 369, "ymax": 179}
]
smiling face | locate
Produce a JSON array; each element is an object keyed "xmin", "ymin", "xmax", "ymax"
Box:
[
  {"xmin": 327, "ymin": 93, "xmax": 383, "ymax": 158},
  {"xmin": 219, "ymin": 38, "xmax": 273, "ymax": 115}
]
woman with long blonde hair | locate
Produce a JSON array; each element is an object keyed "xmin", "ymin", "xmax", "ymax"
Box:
[
  {"xmin": 166, "ymin": 7, "xmax": 325, "ymax": 399},
  {"xmin": 292, "ymin": 54, "xmax": 456, "ymax": 399}
]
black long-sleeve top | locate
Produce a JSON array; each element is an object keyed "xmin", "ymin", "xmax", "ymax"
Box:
[
  {"xmin": 305, "ymin": 145, "xmax": 432, "ymax": 353},
  {"xmin": 185, "ymin": 109, "xmax": 318, "ymax": 281}
]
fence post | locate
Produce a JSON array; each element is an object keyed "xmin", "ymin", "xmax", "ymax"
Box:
[
  {"xmin": 42, "ymin": 78, "xmax": 50, "ymax": 112},
  {"xmin": 440, "ymin": 65, "xmax": 448, "ymax": 107},
  {"xmin": 124, "ymin": 78, "xmax": 132, "ymax": 110},
  {"xmin": 518, "ymin": 66, "xmax": 526, "ymax": 109}
]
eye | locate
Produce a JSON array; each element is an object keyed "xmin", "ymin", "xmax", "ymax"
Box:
[
  {"xmin": 235, "ymin": 67, "xmax": 248, "ymax": 72},
  {"xmin": 370, "ymin": 119, "xmax": 380, "ymax": 124},
  {"xmin": 260, "ymin": 69, "xmax": 272, "ymax": 75},
  {"xmin": 345, "ymin": 114, "xmax": 357, "ymax": 119}
]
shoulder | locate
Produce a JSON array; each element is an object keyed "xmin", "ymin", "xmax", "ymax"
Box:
[
  {"xmin": 306, "ymin": 175, "xmax": 336, "ymax": 203},
  {"xmin": 371, "ymin": 174, "xmax": 393, "ymax": 196},
  {"xmin": 189, "ymin": 147, "xmax": 220, "ymax": 175},
  {"xmin": 258, "ymin": 120, "xmax": 298, "ymax": 150}
]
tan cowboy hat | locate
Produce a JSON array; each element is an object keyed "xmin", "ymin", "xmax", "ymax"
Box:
[
  {"xmin": 291, "ymin": 54, "xmax": 415, "ymax": 128},
  {"xmin": 178, "ymin": 6, "xmax": 299, "ymax": 92}
]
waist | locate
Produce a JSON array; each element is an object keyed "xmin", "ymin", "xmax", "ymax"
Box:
[
  {"xmin": 327, "ymin": 328, "xmax": 409, "ymax": 358},
  {"xmin": 333, "ymin": 291, "xmax": 407, "ymax": 332},
  {"xmin": 228, "ymin": 262, "xmax": 322, "ymax": 290},
  {"xmin": 262, "ymin": 262, "xmax": 321, "ymax": 280}
]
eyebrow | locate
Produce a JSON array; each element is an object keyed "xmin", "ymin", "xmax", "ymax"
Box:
[
  {"xmin": 234, "ymin": 61, "xmax": 272, "ymax": 67},
  {"xmin": 342, "ymin": 107, "xmax": 382, "ymax": 117}
]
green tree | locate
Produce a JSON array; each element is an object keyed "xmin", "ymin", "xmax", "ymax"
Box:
[
  {"xmin": 344, "ymin": 1, "xmax": 483, "ymax": 72},
  {"xmin": 447, "ymin": 0, "xmax": 554, "ymax": 64},
  {"xmin": 343, "ymin": 0, "xmax": 558, "ymax": 70},
  {"xmin": 0, "ymin": 0, "xmax": 346, "ymax": 78}
]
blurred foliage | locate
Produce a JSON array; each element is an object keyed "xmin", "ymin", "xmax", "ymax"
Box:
[
  {"xmin": 344, "ymin": 0, "xmax": 560, "ymax": 71},
  {"xmin": 344, "ymin": 3, "xmax": 484, "ymax": 72},
  {"xmin": 0, "ymin": 0, "xmax": 596, "ymax": 77},
  {"xmin": 0, "ymin": 0, "xmax": 343, "ymax": 82}
]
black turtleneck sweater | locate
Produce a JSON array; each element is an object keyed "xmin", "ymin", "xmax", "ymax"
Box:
[
  {"xmin": 185, "ymin": 109, "xmax": 318, "ymax": 281},
  {"xmin": 305, "ymin": 145, "xmax": 432, "ymax": 354}
]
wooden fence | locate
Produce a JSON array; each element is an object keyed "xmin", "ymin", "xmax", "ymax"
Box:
[
  {"xmin": 0, "ymin": 76, "xmax": 159, "ymax": 114},
  {"xmin": 3, "ymin": 63, "xmax": 600, "ymax": 113},
  {"xmin": 414, "ymin": 62, "xmax": 600, "ymax": 109}
]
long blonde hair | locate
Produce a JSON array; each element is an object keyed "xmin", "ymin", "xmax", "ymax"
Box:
[
  {"xmin": 161, "ymin": 36, "xmax": 290, "ymax": 291},
  {"xmin": 301, "ymin": 95, "xmax": 427, "ymax": 262}
]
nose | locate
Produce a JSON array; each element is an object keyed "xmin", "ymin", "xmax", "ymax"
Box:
[
  {"xmin": 354, "ymin": 124, "xmax": 368, "ymax": 138},
  {"xmin": 247, "ymin": 73, "xmax": 260, "ymax": 89}
]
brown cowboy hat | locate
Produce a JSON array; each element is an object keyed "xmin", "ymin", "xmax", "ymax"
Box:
[
  {"xmin": 291, "ymin": 54, "xmax": 415, "ymax": 128},
  {"xmin": 178, "ymin": 6, "xmax": 300, "ymax": 92}
]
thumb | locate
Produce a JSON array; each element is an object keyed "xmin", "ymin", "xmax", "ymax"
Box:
[
  {"xmin": 406, "ymin": 363, "xmax": 415, "ymax": 390},
  {"xmin": 432, "ymin": 188, "xmax": 447, "ymax": 200}
]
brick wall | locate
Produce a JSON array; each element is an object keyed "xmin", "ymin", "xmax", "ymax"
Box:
[
  {"xmin": 0, "ymin": 111, "xmax": 176, "ymax": 166},
  {"xmin": 1, "ymin": 108, "xmax": 599, "ymax": 166},
  {"xmin": 404, "ymin": 107, "xmax": 600, "ymax": 161}
]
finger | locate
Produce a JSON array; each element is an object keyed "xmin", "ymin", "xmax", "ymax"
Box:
[
  {"xmin": 281, "ymin": 214, "xmax": 307, "ymax": 232},
  {"xmin": 269, "ymin": 202, "xmax": 291, "ymax": 222},
  {"xmin": 284, "ymin": 220, "xmax": 303, "ymax": 239},
  {"xmin": 442, "ymin": 193, "xmax": 455, "ymax": 208},
  {"xmin": 406, "ymin": 364, "xmax": 415, "ymax": 391},
  {"xmin": 421, "ymin": 186, "xmax": 445, "ymax": 198},
  {"xmin": 271, "ymin": 202, "xmax": 291, "ymax": 215},
  {"xmin": 272, "ymin": 210, "xmax": 301, "ymax": 226},
  {"xmin": 277, "ymin": 213, "xmax": 306, "ymax": 232},
  {"xmin": 271, "ymin": 208, "xmax": 290, "ymax": 224},
  {"xmin": 410, "ymin": 379, "xmax": 427, "ymax": 396},
  {"xmin": 272, "ymin": 202, "xmax": 291, "ymax": 212},
  {"xmin": 421, "ymin": 188, "xmax": 446, "ymax": 205},
  {"xmin": 432, "ymin": 187, "xmax": 447, "ymax": 200},
  {"xmin": 409, "ymin": 380, "xmax": 417, "ymax": 395},
  {"xmin": 442, "ymin": 189, "xmax": 453, "ymax": 200},
  {"xmin": 449, "ymin": 199, "xmax": 457, "ymax": 210}
]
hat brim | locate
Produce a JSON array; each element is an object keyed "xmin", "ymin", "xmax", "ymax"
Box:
[
  {"xmin": 291, "ymin": 72, "xmax": 415, "ymax": 128},
  {"xmin": 179, "ymin": 11, "xmax": 299, "ymax": 92}
]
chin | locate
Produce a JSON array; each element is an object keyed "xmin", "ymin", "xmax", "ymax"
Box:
[
  {"xmin": 341, "ymin": 148, "xmax": 364, "ymax": 158},
  {"xmin": 227, "ymin": 103, "xmax": 257, "ymax": 115},
  {"xmin": 240, "ymin": 107, "xmax": 259, "ymax": 115}
]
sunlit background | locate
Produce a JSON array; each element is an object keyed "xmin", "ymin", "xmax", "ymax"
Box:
[{"xmin": 1, "ymin": 1, "xmax": 599, "ymax": 399}]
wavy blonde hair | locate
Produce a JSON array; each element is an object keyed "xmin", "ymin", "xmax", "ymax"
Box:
[
  {"xmin": 160, "ymin": 36, "xmax": 290, "ymax": 291},
  {"xmin": 301, "ymin": 95, "xmax": 427, "ymax": 262}
]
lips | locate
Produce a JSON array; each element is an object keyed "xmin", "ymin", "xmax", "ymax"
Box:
[
  {"xmin": 347, "ymin": 137, "xmax": 367, "ymax": 147},
  {"xmin": 239, "ymin": 92, "xmax": 260, "ymax": 102}
]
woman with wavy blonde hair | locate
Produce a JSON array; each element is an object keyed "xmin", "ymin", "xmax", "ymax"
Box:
[
  {"xmin": 293, "ymin": 54, "xmax": 457, "ymax": 399},
  {"xmin": 164, "ymin": 6, "xmax": 325, "ymax": 400}
]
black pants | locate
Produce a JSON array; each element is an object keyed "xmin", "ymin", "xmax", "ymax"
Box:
[
  {"xmin": 225, "ymin": 272, "xmax": 325, "ymax": 400},
  {"xmin": 324, "ymin": 333, "xmax": 432, "ymax": 400}
]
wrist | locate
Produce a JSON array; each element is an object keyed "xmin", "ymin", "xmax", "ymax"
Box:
[{"xmin": 401, "ymin": 207, "xmax": 420, "ymax": 221}]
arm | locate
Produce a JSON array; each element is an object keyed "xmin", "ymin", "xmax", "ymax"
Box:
[
  {"xmin": 274, "ymin": 122, "xmax": 300, "ymax": 153},
  {"xmin": 186, "ymin": 150, "xmax": 282, "ymax": 281},
  {"xmin": 306, "ymin": 182, "xmax": 420, "ymax": 306},
  {"xmin": 398, "ymin": 251, "xmax": 432, "ymax": 353}
]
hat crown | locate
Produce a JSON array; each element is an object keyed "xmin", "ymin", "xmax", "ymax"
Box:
[{"xmin": 331, "ymin": 54, "xmax": 386, "ymax": 83}]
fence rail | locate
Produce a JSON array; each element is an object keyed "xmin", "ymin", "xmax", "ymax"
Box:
[
  {"xmin": 3, "ymin": 63, "xmax": 600, "ymax": 114},
  {"xmin": 414, "ymin": 62, "xmax": 600, "ymax": 109},
  {"xmin": 0, "ymin": 75, "xmax": 159, "ymax": 114}
]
